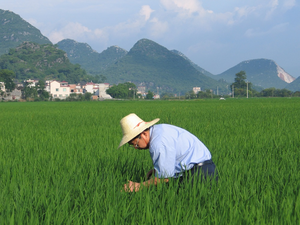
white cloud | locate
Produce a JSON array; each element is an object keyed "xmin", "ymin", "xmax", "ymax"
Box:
[
  {"xmin": 140, "ymin": 5, "xmax": 154, "ymax": 21},
  {"xmin": 245, "ymin": 22, "xmax": 289, "ymax": 37},
  {"xmin": 149, "ymin": 18, "xmax": 169, "ymax": 38},
  {"xmin": 283, "ymin": 0, "xmax": 296, "ymax": 10},
  {"xmin": 234, "ymin": 6, "xmax": 257, "ymax": 18},
  {"xmin": 160, "ymin": 0, "xmax": 207, "ymax": 17},
  {"xmin": 265, "ymin": 0, "xmax": 279, "ymax": 19},
  {"xmin": 48, "ymin": 22, "xmax": 108, "ymax": 44}
]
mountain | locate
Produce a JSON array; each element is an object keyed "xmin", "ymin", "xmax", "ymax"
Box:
[
  {"xmin": 0, "ymin": 9, "xmax": 51, "ymax": 56},
  {"xmin": 171, "ymin": 50, "xmax": 215, "ymax": 79},
  {"xmin": 213, "ymin": 59, "xmax": 295, "ymax": 89},
  {"xmin": 0, "ymin": 42, "xmax": 90, "ymax": 83},
  {"xmin": 285, "ymin": 76, "xmax": 300, "ymax": 92},
  {"xmin": 57, "ymin": 39, "xmax": 128, "ymax": 74},
  {"xmin": 102, "ymin": 39, "xmax": 229, "ymax": 94}
]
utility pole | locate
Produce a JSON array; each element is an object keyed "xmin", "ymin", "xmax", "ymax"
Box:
[
  {"xmin": 232, "ymin": 85, "xmax": 234, "ymax": 98},
  {"xmin": 247, "ymin": 82, "xmax": 248, "ymax": 98}
]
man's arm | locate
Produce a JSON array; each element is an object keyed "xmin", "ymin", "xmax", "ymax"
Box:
[{"xmin": 123, "ymin": 177, "xmax": 169, "ymax": 192}]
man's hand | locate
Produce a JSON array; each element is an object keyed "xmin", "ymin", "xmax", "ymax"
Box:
[{"xmin": 123, "ymin": 180, "xmax": 140, "ymax": 192}]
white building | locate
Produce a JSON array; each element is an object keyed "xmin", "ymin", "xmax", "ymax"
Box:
[
  {"xmin": 0, "ymin": 82, "xmax": 5, "ymax": 92},
  {"xmin": 24, "ymin": 79, "xmax": 39, "ymax": 88},
  {"xmin": 69, "ymin": 84, "xmax": 83, "ymax": 94},
  {"xmin": 193, "ymin": 87, "xmax": 201, "ymax": 94},
  {"xmin": 46, "ymin": 80, "xmax": 70, "ymax": 99},
  {"xmin": 96, "ymin": 83, "xmax": 112, "ymax": 99},
  {"xmin": 153, "ymin": 94, "xmax": 160, "ymax": 99},
  {"xmin": 84, "ymin": 82, "xmax": 96, "ymax": 94}
]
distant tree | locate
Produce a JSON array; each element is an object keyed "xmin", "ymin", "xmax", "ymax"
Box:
[
  {"xmin": 196, "ymin": 90, "xmax": 211, "ymax": 99},
  {"xmin": 145, "ymin": 90, "xmax": 154, "ymax": 99},
  {"xmin": 279, "ymin": 89, "xmax": 292, "ymax": 97},
  {"xmin": 0, "ymin": 69, "xmax": 15, "ymax": 92},
  {"xmin": 293, "ymin": 91, "xmax": 300, "ymax": 97},
  {"xmin": 36, "ymin": 79, "xmax": 49, "ymax": 100},
  {"xmin": 22, "ymin": 81, "xmax": 38, "ymax": 99},
  {"xmin": 233, "ymin": 71, "xmax": 247, "ymax": 89},
  {"xmin": 93, "ymin": 74, "xmax": 107, "ymax": 83},
  {"xmin": 185, "ymin": 90, "xmax": 197, "ymax": 99},
  {"xmin": 231, "ymin": 71, "xmax": 252, "ymax": 97},
  {"xmin": 84, "ymin": 92, "xmax": 92, "ymax": 101},
  {"xmin": 66, "ymin": 93, "xmax": 79, "ymax": 101},
  {"xmin": 161, "ymin": 92, "xmax": 175, "ymax": 99},
  {"xmin": 260, "ymin": 88, "xmax": 292, "ymax": 97},
  {"xmin": 106, "ymin": 82, "xmax": 137, "ymax": 99}
]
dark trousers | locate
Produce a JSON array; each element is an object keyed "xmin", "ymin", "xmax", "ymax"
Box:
[{"xmin": 178, "ymin": 160, "xmax": 218, "ymax": 185}]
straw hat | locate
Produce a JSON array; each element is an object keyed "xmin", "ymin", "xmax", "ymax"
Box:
[{"xmin": 118, "ymin": 113, "xmax": 160, "ymax": 148}]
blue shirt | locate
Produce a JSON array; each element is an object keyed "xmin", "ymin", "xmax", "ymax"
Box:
[{"xmin": 149, "ymin": 124, "xmax": 211, "ymax": 178}]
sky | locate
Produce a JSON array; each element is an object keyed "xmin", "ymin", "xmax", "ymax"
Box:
[{"xmin": 2, "ymin": 0, "xmax": 300, "ymax": 77}]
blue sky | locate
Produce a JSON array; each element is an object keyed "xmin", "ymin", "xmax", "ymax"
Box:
[{"xmin": 2, "ymin": 0, "xmax": 299, "ymax": 77}]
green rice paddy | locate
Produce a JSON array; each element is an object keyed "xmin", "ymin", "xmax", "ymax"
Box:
[{"xmin": 0, "ymin": 98, "xmax": 299, "ymax": 224}]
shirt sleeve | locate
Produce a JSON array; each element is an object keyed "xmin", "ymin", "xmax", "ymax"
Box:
[{"xmin": 151, "ymin": 144, "xmax": 177, "ymax": 178}]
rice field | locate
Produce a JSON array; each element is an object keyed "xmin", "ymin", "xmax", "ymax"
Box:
[{"xmin": 0, "ymin": 98, "xmax": 299, "ymax": 224}]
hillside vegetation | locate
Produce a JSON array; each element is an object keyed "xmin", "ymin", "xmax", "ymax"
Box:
[
  {"xmin": 286, "ymin": 76, "xmax": 300, "ymax": 92},
  {"xmin": 0, "ymin": 42, "xmax": 91, "ymax": 83},
  {"xmin": 214, "ymin": 59, "xmax": 293, "ymax": 89},
  {"xmin": 57, "ymin": 39, "xmax": 128, "ymax": 74},
  {"xmin": 1, "ymin": 8, "xmax": 298, "ymax": 93},
  {"xmin": 103, "ymin": 39, "xmax": 229, "ymax": 94},
  {"xmin": 0, "ymin": 9, "xmax": 51, "ymax": 56}
]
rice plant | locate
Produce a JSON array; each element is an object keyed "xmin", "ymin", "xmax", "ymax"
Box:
[{"xmin": 0, "ymin": 98, "xmax": 299, "ymax": 224}]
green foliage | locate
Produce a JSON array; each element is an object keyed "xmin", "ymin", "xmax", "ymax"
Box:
[
  {"xmin": 22, "ymin": 79, "xmax": 50, "ymax": 101},
  {"xmin": 93, "ymin": 74, "xmax": 107, "ymax": 83},
  {"xmin": 185, "ymin": 90, "xmax": 197, "ymax": 99},
  {"xmin": 84, "ymin": 92, "xmax": 92, "ymax": 101},
  {"xmin": 0, "ymin": 9, "xmax": 51, "ymax": 56},
  {"xmin": 285, "ymin": 76, "xmax": 300, "ymax": 92},
  {"xmin": 0, "ymin": 69, "xmax": 15, "ymax": 91},
  {"xmin": 103, "ymin": 39, "xmax": 229, "ymax": 95},
  {"xmin": 231, "ymin": 71, "xmax": 252, "ymax": 97},
  {"xmin": 259, "ymin": 88, "xmax": 292, "ymax": 97},
  {"xmin": 106, "ymin": 82, "xmax": 137, "ymax": 99},
  {"xmin": 0, "ymin": 42, "xmax": 91, "ymax": 83},
  {"xmin": 215, "ymin": 59, "xmax": 289, "ymax": 89},
  {"xmin": 0, "ymin": 99, "xmax": 299, "ymax": 223},
  {"xmin": 65, "ymin": 93, "xmax": 93, "ymax": 101},
  {"xmin": 57, "ymin": 39, "xmax": 128, "ymax": 74},
  {"xmin": 145, "ymin": 90, "xmax": 154, "ymax": 99}
]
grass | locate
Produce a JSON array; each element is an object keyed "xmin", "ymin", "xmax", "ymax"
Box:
[{"xmin": 0, "ymin": 98, "xmax": 299, "ymax": 224}]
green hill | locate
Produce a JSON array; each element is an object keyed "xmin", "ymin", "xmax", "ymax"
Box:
[
  {"xmin": 0, "ymin": 9, "xmax": 51, "ymax": 56},
  {"xmin": 285, "ymin": 77, "xmax": 300, "ymax": 92},
  {"xmin": 171, "ymin": 50, "xmax": 215, "ymax": 79},
  {"xmin": 0, "ymin": 42, "xmax": 90, "ymax": 83},
  {"xmin": 213, "ymin": 59, "xmax": 295, "ymax": 89},
  {"xmin": 103, "ymin": 39, "xmax": 229, "ymax": 94},
  {"xmin": 57, "ymin": 39, "xmax": 128, "ymax": 74}
]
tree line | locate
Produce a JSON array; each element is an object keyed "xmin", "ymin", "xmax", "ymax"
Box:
[{"xmin": 1, "ymin": 69, "xmax": 300, "ymax": 101}]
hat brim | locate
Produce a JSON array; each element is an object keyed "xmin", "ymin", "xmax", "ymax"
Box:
[{"xmin": 118, "ymin": 118, "xmax": 160, "ymax": 148}]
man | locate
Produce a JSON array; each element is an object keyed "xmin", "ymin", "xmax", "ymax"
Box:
[{"xmin": 119, "ymin": 113, "xmax": 218, "ymax": 192}]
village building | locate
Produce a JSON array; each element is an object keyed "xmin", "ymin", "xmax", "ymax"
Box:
[
  {"xmin": 0, "ymin": 81, "xmax": 5, "ymax": 92},
  {"xmin": 24, "ymin": 79, "xmax": 39, "ymax": 87},
  {"xmin": 69, "ymin": 84, "xmax": 83, "ymax": 94},
  {"xmin": 153, "ymin": 94, "xmax": 160, "ymax": 99},
  {"xmin": 46, "ymin": 80, "xmax": 70, "ymax": 99},
  {"xmin": 95, "ymin": 83, "xmax": 112, "ymax": 99},
  {"xmin": 193, "ymin": 87, "xmax": 201, "ymax": 94}
]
